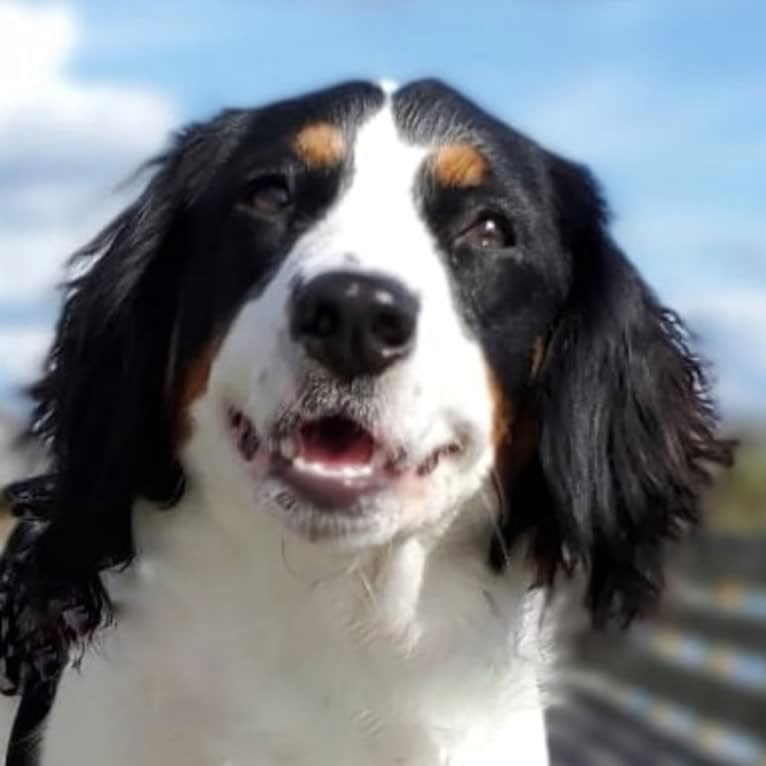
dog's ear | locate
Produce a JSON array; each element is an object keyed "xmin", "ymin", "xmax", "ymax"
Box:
[
  {"xmin": 24, "ymin": 112, "xmax": 247, "ymax": 575},
  {"xmin": 494, "ymin": 155, "xmax": 734, "ymax": 627}
]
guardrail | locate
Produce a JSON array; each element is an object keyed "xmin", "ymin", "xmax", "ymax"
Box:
[{"xmin": 550, "ymin": 532, "xmax": 766, "ymax": 766}]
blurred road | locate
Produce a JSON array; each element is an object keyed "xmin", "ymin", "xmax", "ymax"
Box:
[{"xmin": 548, "ymin": 689, "xmax": 735, "ymax": 766}]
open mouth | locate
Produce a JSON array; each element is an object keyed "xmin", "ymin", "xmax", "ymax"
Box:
[{"xmin": 226, "ymin": 406, "xmax": 462, "ymax": 511}]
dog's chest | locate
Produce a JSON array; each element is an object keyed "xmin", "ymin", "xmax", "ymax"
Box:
[{"xmin": 41, "ymin": 501, "xmax": 549, "ymax": 765}]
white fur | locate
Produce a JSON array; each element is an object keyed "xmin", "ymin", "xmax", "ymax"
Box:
[
  {"xmin": 215, "ymin": 101, "xmax": 496, "ymax": 547},
  {"xmin": 25, "ymin": 487, "xmax": 552, "ymax": 766},
  {"xmin": 0, "ymin": 98, "xmax": 554, "ymax": 765}
]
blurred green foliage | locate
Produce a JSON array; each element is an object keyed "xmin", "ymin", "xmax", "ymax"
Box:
[{"xmin": 708, "ymin": 432, "xmax": 766, "ymax": 531}]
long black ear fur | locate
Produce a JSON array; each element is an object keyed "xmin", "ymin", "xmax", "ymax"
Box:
[
  {"xmin": 25, "ymin": 111, "xmax": 250, "ymax": 575},
  {"xmin": 0, "ymin": 112, "xmax": 249, "ymax": 698},
  {"xmin": 29, "ymin": 142, "xmax": 191, "ymax": 576},
  {"xmin": 0, "ymin": 113, "xmax": 247, "ymax": 646},
  {"xmin": 496, "ymin": 156, "xmax": 734, "ymax": 627}
]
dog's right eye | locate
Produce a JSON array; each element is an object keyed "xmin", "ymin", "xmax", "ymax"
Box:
[
  {"xmin": 456, "ymin": 213, "xmax": 516, "ymax": 251},
  {"xmin": 247, "ymin": 175, "xmax": 292, "ymax": 215}
]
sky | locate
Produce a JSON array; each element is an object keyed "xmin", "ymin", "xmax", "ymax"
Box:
[{"xmin": 0, "ymin": 0, "xmax": 764, "ymax": 419}]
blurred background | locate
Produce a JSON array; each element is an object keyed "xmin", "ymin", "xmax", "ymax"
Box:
[{"xmin": 0, "ymin": 1, "xmax": 764, "ymax": 763}]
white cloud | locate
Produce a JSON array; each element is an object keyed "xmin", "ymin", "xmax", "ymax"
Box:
[
  {"xmin": 0, "ymin": 3, "xmax": 74, "ymax": 109},
  {"xmin": 0, "ymin": 2, "xmax": 177, "ymax": 406},
  {"xmin": 0, "ymin": 326, "xmax": 52, "ymax": 383},
  {"xmin": 0, "ymin": 3, "xmax": 174, "ymax": 164},
  {"xmin": 678, "ymin": 287, "xmax": 766, "ymax": 419},
  {"xmin": 681, "ymin": 289, "xmax": 766, "ymax": 328},
  {"xmin": 0, "ymin": 2, "xmax": 176, "ymax": 300}
]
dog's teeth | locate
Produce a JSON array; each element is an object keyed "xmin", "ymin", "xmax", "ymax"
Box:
[
  {"xmin": 341, "ymin": 465, "xmax": 369, "ymax": 479},
  {"xmin": 293, "ymin": 458, "xmax": 373, "ymax": 479},
  {"xmin": 294, "ymin": 457, "xmax": 318, "ymax": 475},
  {"xmin": 312, "ymin": 462, "xmax": 334, "ymax": 477},
  {"xmin": 279, "ymin": 437, "xmax": 297, "ymax": 461}
]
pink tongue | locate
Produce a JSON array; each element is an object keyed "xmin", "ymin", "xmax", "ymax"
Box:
[{"xmin": 298, "ymin": 417, "xmax": 376, "ymax": 466}]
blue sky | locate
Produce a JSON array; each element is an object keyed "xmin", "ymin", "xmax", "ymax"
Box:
[{"xmin": 1, "ymin": 0, "xmax": 764, "ymax": 418}]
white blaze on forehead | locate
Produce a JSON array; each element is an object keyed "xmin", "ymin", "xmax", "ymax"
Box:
[
  {"xmin": 378, "ymin": 78, "xmax": 399, "ymax": 95},
  {"xmin": 191, "ymin": 94, "xmax": 497, "ymax": 549},
  {"xmin": 277, "ymin": 100, "xmax": 494, "ymax": 462},
  {"xmin": 295, "ymin": 102, "xmax": 437, "ymax": 294}
]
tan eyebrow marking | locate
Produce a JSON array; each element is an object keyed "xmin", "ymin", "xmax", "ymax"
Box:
[
  {"xmin": 431, "ymin": 143, "xmax": 488, "ymax": 188},
  {"xmin": 292, "ymin": 122, "xmax": 346, "ymax": 168}
]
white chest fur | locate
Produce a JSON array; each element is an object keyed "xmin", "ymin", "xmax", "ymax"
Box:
[{"xmin": 31, "ymin": 490, "xmax": 551, "ymax": 766}]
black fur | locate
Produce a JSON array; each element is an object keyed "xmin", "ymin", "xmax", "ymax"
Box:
[
  {"xmin": 0, "ymin": 85, "xmax": 386, "ymax": 699},
  {"xmin": 0, "ymin": 79, "xmax": 733, "ymax": 695},
  {"xmin": 0, "ymin": 121, "xmax": 240, "ymax": 708},
  {"xmin": 491, "ymin": 156, "xmax": 734, "ymax": 625},
  {"xmin": 26, "ymin": 114, "xmax": 248, "ymax": 578}
]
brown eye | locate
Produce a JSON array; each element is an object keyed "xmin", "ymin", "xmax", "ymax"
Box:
[
  {"xmin": 459, "ymin": 214, "xmax": 515, "ymax": 250},
  {"xmin": 248, "ymin": 176, "xmax": 291, "ymax": 215}
]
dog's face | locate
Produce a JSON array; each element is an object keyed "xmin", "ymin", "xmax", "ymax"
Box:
[
  {"xmin": 26, "ymin": 79, "xmax": 731, "ymax": 624},
  {"xmin": 184, "ymin": 82, "xmax": 563, "ymax": 546}
]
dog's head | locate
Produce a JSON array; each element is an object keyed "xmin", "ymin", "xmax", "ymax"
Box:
[{"xmin": 24, "ymin": 79, "xmax": 732, "ymax": 625}]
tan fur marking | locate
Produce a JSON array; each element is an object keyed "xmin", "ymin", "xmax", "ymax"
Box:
[
  {"xmin": 432, "ymin": 143, "xmax": 487, "ymax": 188},
  {"xmin": 175, "ymin": 337, "xmax": 223, "ymax": 442},
  {"xmin": 486, "ymin": 367, "xmax": 513, "ymax": 449},
  {"xmin": 293, "ymin": 122, "xmax": 345, "ymax": 168}
]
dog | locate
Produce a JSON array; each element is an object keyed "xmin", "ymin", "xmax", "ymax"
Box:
[{"xmin": 0, "ymin": 79, "xmax": 732, "ymax": 765}]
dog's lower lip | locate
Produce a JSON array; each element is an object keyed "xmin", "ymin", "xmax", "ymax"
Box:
[
  {"xmin": 227, "ymin": 406, "xmax": 462, "ymax": 511},
  {"xmin": 270, "ymin": 414, "xmax": 399, "ymax": 510},
  {"xmin": 271, "ymin": 456, "xmax": 390, "ymax": 511}
]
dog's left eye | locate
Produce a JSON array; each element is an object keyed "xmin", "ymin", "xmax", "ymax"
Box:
[
  {"xmin": 457, "ymin": 214, "xmax": 515, "ymax": 250},
  {"xmin": 247, "ymin": 175, "xmax": 292, "ymax": 215}
]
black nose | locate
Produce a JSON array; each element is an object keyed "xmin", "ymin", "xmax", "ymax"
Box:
[{"xmin": 290, "ymin": 271, "xmax": 419, "ymax": 378}]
